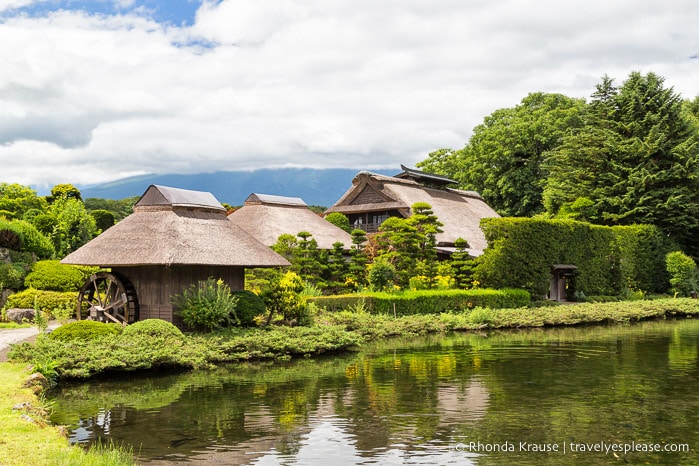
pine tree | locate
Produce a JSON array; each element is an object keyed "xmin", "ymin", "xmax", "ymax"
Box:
[
  {"xmin": 348, "ymin": 229, "xmax": 368, "ymax": 288},
  {"xmin": 545, "ymin": 72, "xmax": 699, "ymax": 256}
]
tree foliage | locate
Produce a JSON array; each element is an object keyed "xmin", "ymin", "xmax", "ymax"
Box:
[
  {"xmin": 665, "ymin": 251, "xmax": 697, "ymax": 296},
  {"xmin": 0, "ymin": 183, "xmax": 47, "ymax": 219},
  {"xmin": 47, "ymin": 183, "xmax": 82, "ymax": 204},
  {"xmin": 49, "ymin": 197, "xmax": 97, "ymax": 256},
  {"xmin": 544, "ymin": 72, "xmax": 699, "ymax": 256},
  {"xmin": 419, "ymin": 71, "xmax": 699, "ymax": 258},
  {"xmin": 418, "ymin": 92, "xmax": 584, "ymax": 216},
  {"xmin": 324, "ymin": 212, "xmax": 351, "ymax": 232}
]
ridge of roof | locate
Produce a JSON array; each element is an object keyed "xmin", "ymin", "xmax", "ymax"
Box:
[
  {"xmin": 245, "ymin": 193, "xmax": 307, "ymax": 206},
  {"xmin": 135, "ymin": 185, "xmax": 225, "ymax": 211},
  {"xmin": 395, "ymin": 164, "xmax": 459, "ymax": 185}
]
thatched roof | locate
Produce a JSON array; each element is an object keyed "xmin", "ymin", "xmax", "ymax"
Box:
[
  {"xmin": 229, "ymin": 193, "xmax": 353, "ymax": 250},
  {"xmin": 61, "ymin": 185, "xmax": 289, "ymax": 267},
  {"xmin": 325, "ymin": 170, "xmax": 500, "ymax": 252}
]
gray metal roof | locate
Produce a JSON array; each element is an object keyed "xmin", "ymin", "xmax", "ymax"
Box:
[
  {"xmin": 245, "ymin": 193, "xmax": 307, "ymax": 207},
  {"xmin": 135, "ymin": 185, "xmax": 225, "ymax": 210}
]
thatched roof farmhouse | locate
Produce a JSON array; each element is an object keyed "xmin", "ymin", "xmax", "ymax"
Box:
[
  {"xmin": 325, "ymin": 166, "xmax": 500, "ymax": 255},
  {"xmin": 62, "ymin": 185, "xmax": 289, "ymax": 326},
  {"xmin": 228, "ymin": 193, "xmax": 353, "ymax": 250}
]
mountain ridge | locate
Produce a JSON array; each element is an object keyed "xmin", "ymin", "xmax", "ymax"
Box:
[{"xmin": 79, "ymin": 168, "xmax": 397, "ymax": 207}]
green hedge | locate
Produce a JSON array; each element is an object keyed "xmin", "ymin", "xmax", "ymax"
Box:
[
  {"xmin": 4, "ymin": 288, "xmax": 76, "ymax": 313},
  {"xmin": 475, "ymin": 218, "xmax": 671, "ymax": 298},
  {"xmin": 121, "ymin": 319, "xmax": 184, "ymax": 339},
  {"xmin": 612, "ymin": 225, "xmax": 670, "ymax": 293},
  {"xmin": 24, "ymin": 260, "xmax": 96, "ymax": 292},
  {"xmin": 0, "ymin": 218, "xmax": 54, "ymax": 259},
  {"xmin": 0, "ymin": 263, "xmax": 26, "ymax": 290},
  {"xmin": 308, "ymin": 288, "xmax": 530, "ymax": 316},
  {"xmin": 233, "ymin": 290, "xmax": 266, "ymax": 326},
  {"xmin": 49, "ymin": 320, "xmax": 123, "ymax": 342}
]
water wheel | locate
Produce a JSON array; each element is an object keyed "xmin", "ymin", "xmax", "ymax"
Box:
[{"xmin": 77, "ymin": 272, "xmax": 138, "ymax": 325}]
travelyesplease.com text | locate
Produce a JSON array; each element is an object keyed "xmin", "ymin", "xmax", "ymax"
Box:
[{"xmin": 455, "ymin": 440, "xmax": 690, "ymax": 455}]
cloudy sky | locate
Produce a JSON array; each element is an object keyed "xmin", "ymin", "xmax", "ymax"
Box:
[{"xmin": 1, "ymin": 0, "xmax": 698, "ymax": 190}]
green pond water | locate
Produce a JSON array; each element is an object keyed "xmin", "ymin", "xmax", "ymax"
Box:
[{"xmin": 49, "ymin": 318, "xmax": 699, "ymax": 465}]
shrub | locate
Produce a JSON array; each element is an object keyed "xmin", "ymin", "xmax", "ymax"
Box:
[
  {"xmin": 261, "ymin": 270, "xmax": 310, "ymax": 325},
  {"xmin": 368, "ymin": 258, "xmax": 396, "ymax": 291},
  {"xmin": 90, "ymin": 209, "xmax": 115, "ymax": 232},
  {"xmin": 324, "ymin": 212, "xmax": 351, "ymax": 233},
  {"xmin": 49, "ymin": 320, "xmax": 122, "ymax": 342},
  {"xmin": 233, "ymin": 290, "xmax": 266, "ymax": 326},
  {"xmin": 0, "ymin": 263, "xmax": 26, "ymax": 290},
  {"xmin": 309, "ymin": 288, "xmax": 530, "ymax": 316},
  {"xmin": 468, "ymin": 307, "xmax": 494, "ymax": 325},
  {"xmin": 666, "ymin": 251, "xmax": 697, "ymax": 296},
  {"xmin": 173, "ymin": 278, "xmax": 239, "ymax": 331},
  {"xmin": 121, "ymin": 319, "xmax": 184, "ymax": 339},
  {"xmin": 0, "ymin": 218, "xmax": 54, "ymax": 258},
  {"xmin": 24, "ymin": 260, "xmax": 94, "ymax": 292},
  {"xmin": 4, "ymin": 288, "xmax": 76, "ymax": 315}
]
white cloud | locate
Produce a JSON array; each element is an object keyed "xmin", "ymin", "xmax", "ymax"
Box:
[{"xmin": 1, "ymin": 0, "xmax": 698, "ymax": 188}]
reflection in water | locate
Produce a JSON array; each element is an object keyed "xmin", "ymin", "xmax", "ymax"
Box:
[{"xmin": 49, "ymin": 318, "xmax": 699, "ymax": 465}]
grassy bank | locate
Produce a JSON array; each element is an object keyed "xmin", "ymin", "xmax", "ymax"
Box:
[
  {"xmin": 8, "ymin": 298, "xmax": 699, "ymax": 380},
  {"xmin": 0, "ymin": 362, "xmax": 134, "ymax": 465},
  {"xmin": 2, "ymin": 298, "xmax": 698, "ymax": 464}
]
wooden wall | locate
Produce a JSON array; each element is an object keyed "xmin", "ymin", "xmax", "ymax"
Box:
[{"xmin": 113, "ymin": 265, "xmax": 245, "ymax": 327}]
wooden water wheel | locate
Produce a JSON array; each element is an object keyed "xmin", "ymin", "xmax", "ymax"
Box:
[{"xmin": 77, "ymin": 272, "xmax": 138, "ymax": 325}]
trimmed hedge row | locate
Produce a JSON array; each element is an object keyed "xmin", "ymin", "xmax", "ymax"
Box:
[
  {"xmin": 308, "ymin": 288, "xmax": 530, "ymax": 316},
  {"xmin": 4, "ymin": 288, "xmax": 76, "ymax": 313},
  {"xmin": 476, "ymin": 218, "xmax": 671, "ymax": 298},
  {"xmin": 24, "ymin": 260, "xmax": 97, "ymax": 292},
  {"xmin": 49, "ymin": 320, "xmax": 123, "ymax": 342}
]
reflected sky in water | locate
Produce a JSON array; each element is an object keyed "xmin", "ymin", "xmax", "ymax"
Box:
[{"xmin": 50, "ymin": 318, "xmax": 699, "ymax": 465}]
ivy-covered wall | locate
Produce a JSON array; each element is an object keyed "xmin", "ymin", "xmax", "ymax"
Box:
[{"xmin": 475, "ymin": 218, "xmax": 670, "ymax": 298}]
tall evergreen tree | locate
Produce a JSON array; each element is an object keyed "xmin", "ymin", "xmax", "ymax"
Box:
[{"xmin": 545, "ymin": 72, "xmax": 699, "ymax": 256}]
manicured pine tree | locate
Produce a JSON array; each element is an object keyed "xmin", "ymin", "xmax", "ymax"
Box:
[
  {"xmin": 292, "ymin": 231, "xmax": 326, "ymax": 287},
  {"xmin": 348, "ymin": 229, "xmax": 368, "ymax": 288},
  {"xmin": 408, "ymin": 202, "xmax": 443, "ymax": 286},
  {"xmin": 325, "ymin": 241, "xmax": 349, "ymax": 293},
  {"xmin": 374, "ymin": 216, "xmax": 421, "ymax": 287},
  {"xmin": 450, "ymin": 237, "xmax": 476, "ymax": 289}
]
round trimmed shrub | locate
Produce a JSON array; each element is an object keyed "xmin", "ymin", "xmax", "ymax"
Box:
[
  {"xmin": 24, "ymin": 260, "xmax": 86, "ymax": 292},
  {"xmin": 233, "ymin": 290, "xmax": 266, "ymax": 326},
  {"xmin": 121, "ymin": 319, "xmax": 184, "ymax": 339},
  {"xmin": 49, "ymin": 320, "xmax": 123, "ymax": 342},
  {"xmin": 5, "ymin": 288, "xmax": 76, "ymax": 313},
  {"xmin": 0, "ymin": 263, "xmax": 26, "ymax": 290}
]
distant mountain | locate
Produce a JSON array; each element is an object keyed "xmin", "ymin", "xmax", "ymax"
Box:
[{"xmin": 80, "ymin": 168, "xmax": 396, "ymax": 207}]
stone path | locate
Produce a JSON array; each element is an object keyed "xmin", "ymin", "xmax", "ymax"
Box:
[{"xmin": 0, "ymin": 322, "xmax": 63, "ymax": 362}]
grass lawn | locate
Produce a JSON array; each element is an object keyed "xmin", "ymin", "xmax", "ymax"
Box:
[
  {"xmin": 0, "ymin": 322, "xmax": 31, "ymax": 329},
  {"xmin": 0, "ymin": 362, "xmax": 134, "ymax": 465}
]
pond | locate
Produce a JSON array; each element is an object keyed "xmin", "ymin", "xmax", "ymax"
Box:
[{"xmin": 49, "ymin": 318, "xmax": 699, "ymax": 465}]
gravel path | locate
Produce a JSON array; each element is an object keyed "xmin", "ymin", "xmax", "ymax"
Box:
[{"xmin": 0, "ymin": 322, "xmax": 63, "ymax": 362}]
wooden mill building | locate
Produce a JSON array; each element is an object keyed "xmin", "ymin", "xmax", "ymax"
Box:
[
  {"xmin": 61, "ymin": 185, "xmax": 289, "ymax": 326},
  {"xmin": 228, "ymin": 193, "xmax": 353, "ymax": 250},
  {"xmin": 325, "ymin": 166, "xmax": 500, "ymax": 256}
]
